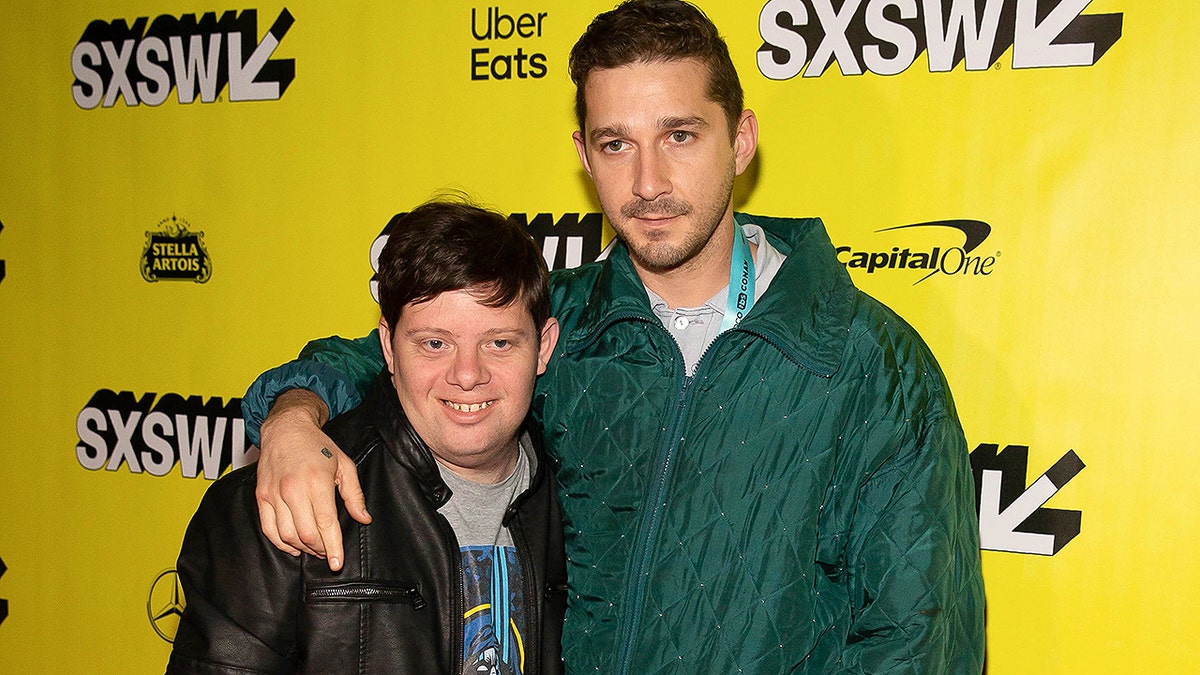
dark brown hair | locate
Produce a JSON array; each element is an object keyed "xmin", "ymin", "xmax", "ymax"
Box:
[
  {"xmin": 376, "ymin": 197, "xmax": 549, "ymax": 331},
  {"xmin": 568, "ymin": 0, "xmax": 744, "ymax": 137}
]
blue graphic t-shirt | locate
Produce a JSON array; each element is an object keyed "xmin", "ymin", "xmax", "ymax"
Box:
[{"xmin": 437, "ymin": 441, "xmax": 532, "ymax": 675}]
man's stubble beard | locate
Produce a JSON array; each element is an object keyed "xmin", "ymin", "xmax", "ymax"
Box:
[{"xmin": 612, "ymin": 164, "xmax": 735, "ymax": 275}]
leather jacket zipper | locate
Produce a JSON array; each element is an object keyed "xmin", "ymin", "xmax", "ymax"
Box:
[{"xmin": 305, "ymin": 581, "xmax": 427, "ymax": 610}]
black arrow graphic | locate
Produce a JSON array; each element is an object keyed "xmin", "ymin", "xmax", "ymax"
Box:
[
  {"xmin": 0, "ymin": 219, "xmax": 7, "ymax": 286},
  {"xmin": 0, "ymin": 554, "xmax": 8, "ymax": 627},
  {"xmin": 970, "ymin": 443, "xmax": 1084, "ymax": 555}
]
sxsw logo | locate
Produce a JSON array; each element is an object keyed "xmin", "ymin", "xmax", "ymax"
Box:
[
  {"xmin": 369, "ymin": 212, "xmax": 605, "ymax": 302},
  {"xmin": 970, "ymin": 443, "xmax": 1084, "ymax": 555},
  {"xmin": 76, "ymin": 390, "xmax": 258, "ymax": 480},
  {"xmin": 516, "ymin": 212, "xmax": 606, "ymax": 271},
  {"xmin": 757, "ymin": 0, "xmax": 1123, "ymax": 79},
  {"xmin": 71, "ymin": 8, "xmax": 295, "ymax": 109}
]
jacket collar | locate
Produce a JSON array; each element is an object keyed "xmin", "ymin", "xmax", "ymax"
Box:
[{"xmin": 564, "ymin": 214, "xmax": 855, "ymax": 377}]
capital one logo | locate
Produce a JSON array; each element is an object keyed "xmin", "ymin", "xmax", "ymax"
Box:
[
  {"xmin": 757, "ymin": 0, "xmax": 1123, "ymax": 79},
  {"xmin": 837, "ymin": 219, "xmax": 998, "ymax": 284},
  {"xmin": 71, "ymin": 8, "xmax": 295, "ymax": 109}
]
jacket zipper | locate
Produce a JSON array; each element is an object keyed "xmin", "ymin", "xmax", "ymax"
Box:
[
  {"xmin": 305, "ymin": 581, "xmax": 427, "ymax": 610},
  {"xmin": 575, "ymin": 314, "xmax": 764, "ymax": 673},
  {"xmin": 611, "ymin": 321, "xmax": 778, "ymax": 674},
  {"xmin": 434, "ymin": 512, "xmax": 466, "ymax": 675},
  {"xmin": 612, "ymin": 317, "xmax": 700, "ymax": 675}
]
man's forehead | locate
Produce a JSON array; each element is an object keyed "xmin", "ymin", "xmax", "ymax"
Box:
[
  {"xmin": 582, "ymin": 58, "xmax": 719, "ymax": 124},
  {"xmin": 401, "ymin": 289, "xmax": 536, "ymax": 327}
]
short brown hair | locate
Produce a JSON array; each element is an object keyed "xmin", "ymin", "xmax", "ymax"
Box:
[
  {"xmin": 376, "ymin": 198, "xmax": 550, "ymax": 331},
  {"xmin": 568, "ymin": 0, "xmax": 744, "ymax": 138}
]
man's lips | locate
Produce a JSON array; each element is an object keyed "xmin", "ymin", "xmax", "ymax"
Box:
[
  {"xmin": 633, "ymin": 214, "xmax": 681, "ymax": 225},
  {"xmin": 442, "ymin": 399, "xmax": 495, "ymax": 413}
]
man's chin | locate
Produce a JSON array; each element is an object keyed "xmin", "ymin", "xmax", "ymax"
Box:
[{"xmin": 628, "ymin": 245, "xmax": 693, "ymax": 273}]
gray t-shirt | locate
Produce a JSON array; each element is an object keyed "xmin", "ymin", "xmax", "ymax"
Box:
[{"xmin": 435, "ymin": 437, "xmax": 533, "ymax": 674}]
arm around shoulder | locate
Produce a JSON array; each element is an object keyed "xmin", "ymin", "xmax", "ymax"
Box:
[{"xmin": 241, "ymin": 330, "xmax": 384, "ymax": 445}]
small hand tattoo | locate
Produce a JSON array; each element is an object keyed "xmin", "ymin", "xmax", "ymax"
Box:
[{"xmin": 320, "ymin": 448, "xmax": 333, "ymax": 459}]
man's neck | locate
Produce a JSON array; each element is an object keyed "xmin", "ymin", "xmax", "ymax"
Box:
[{"xmin": 434, "ymin": 443, "xmax": 520, "ymax": 485}]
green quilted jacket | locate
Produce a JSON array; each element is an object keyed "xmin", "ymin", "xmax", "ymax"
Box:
[{"xmin": 242, "ymin": 214, "xmax": 985, "ymax": 674}]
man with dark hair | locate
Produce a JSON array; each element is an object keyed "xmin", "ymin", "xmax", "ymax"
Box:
[
  {"xmin": 568, "ymin": 0, "xmax": 744, "ymax": 138},
  {"xmin": 243, "ymin": 1, "xmax": 986, "ymax": 673},
  {"xmin": 168, "ymin": 200, "xmax": 566, "ymax": 674}
]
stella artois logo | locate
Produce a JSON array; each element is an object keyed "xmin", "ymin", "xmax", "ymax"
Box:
[{"xmin": 141, "ymin": 216, "xmax": 212, "ymax": 283}]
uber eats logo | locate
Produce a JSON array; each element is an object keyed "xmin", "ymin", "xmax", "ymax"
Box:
[
  {"xmin": 757, "ymin": 0, "xmax": 1122, "ymax": 79},
  {"xmin": 71, "ymin": 8, "xmax": 295, "ymax": 109},
  {"xmin": 76, "ymin": 390, "xmax": 258, "ymax": 480},
  {"xmin": 470, "ymin": 6, "xmax": 549, "ymax": 80}
]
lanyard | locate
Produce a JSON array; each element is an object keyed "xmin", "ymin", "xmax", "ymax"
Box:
[{"xmin": 719, "ymin": 224, "xmax": 755, "ymax": 334}]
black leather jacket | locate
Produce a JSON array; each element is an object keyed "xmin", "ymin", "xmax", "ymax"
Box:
[{"xmin": 168, "ymin": 376, "xmax": 567, "ymax": 674}]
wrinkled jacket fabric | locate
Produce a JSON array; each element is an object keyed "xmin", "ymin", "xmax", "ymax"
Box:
[
  {"xmin": 242, "ymin": 214, "xmax": 985, "ymax": 674},
  {"xmin": 173, "ymin": 375, "xmax": 567, "ymax": 674}
]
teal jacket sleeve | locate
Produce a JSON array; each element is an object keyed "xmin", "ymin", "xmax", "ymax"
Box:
[
  {"xmin": 241, "ymin": 330, "xmax": 384, "ymax": 446},
  {"xmin": 838, "ymin": 409, "xmax": 986, "ymax": 674}
]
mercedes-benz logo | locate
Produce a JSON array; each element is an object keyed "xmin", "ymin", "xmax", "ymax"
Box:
[{"xmin": 147, "ymin": 569, "xmax": 186, "ymax": 643}]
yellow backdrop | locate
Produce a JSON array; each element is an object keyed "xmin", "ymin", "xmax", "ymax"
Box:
[{"xmin": 1, "ymin": 1, "xmax": 1195, "ymax": 672}]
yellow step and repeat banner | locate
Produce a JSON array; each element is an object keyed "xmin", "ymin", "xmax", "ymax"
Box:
[{"xmin": 1, "ymin": 1, "xmax": 1196, "ymax": 672}]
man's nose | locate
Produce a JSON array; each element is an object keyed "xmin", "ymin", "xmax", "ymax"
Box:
[
  {"xmin": 632, "ymin": 147, "xmax": 672, "ymax": 202},
  {"xmin": 448, "ymin": 347, "xmax": 489, "ymax": 389}
]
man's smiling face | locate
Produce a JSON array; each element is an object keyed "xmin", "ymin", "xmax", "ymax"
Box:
[{"xmin": 379, "ymin": 287, "xmax": 556, "ymax": 482}]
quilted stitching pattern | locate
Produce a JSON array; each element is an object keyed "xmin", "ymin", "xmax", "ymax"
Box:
[{"xmin": 540, "ymin": 296, "xmax": 983, "ymax": 674}]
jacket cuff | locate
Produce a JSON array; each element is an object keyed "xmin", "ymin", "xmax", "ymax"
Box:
[{"xmin": 240, "ymin": 360, "xmax": 364, "ymax": 446}]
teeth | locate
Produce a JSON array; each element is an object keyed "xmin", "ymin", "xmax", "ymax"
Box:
[{"xmin": 444, "ymin": 400, "xmax": 493, "ymax": 413}]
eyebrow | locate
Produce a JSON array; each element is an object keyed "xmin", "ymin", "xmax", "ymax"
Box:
[
  {"xmin": 403, "ymin": 326, "xmax": 527, "ymax": 339},
  {"xmin": 589, "ymin": 124, "xmax": 631, "ymax": 144},
  {"xmin": 588, "ymin": 115, "xmax": 710, "ymax": 144},
  {"xmin": 660, "ymin": 115, "xmax": 708, "ymax": 130}
]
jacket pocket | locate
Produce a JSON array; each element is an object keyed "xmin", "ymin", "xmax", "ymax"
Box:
[{"xmin": 305, "ymin": 580, "xmax": 427, "ymax": 610}]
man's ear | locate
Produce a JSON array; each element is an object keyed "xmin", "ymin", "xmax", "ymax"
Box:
[
  {"xmin": 378, "ymin": 316, "xmax": 397, "ymax": 374},
  {"xmin": 732, "ymin": 109, "xmax": 759, "ymax": 176},
  {"xmin": 572, "ymin": 131, "xmax": 594, "ymax": 177},
  {"xmin": 536, "ymin": 317, "xmax": 560, "ymax": 375}
]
